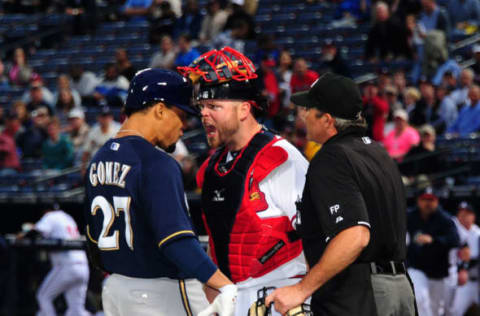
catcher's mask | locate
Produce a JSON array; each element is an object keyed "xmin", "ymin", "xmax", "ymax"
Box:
[
  {"xmin": 177, "ymin": 47, "xmax": 268, "ymax": 115},
  {"xmin": 247, "ymin": 287, "xmax": 313, "ymax": 316}
]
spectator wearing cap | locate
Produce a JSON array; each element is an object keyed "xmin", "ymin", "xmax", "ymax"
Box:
[
  {"xmin": 16, "ymin": 106, "xmax": 50, "ymax": 159},
  {"xmin": 22, "ymin": 79, "xmax": 54, "ymax": 112},
  {"xmin": 42, "ymin": 117, "xmax": 74, "ymax": 170},
  {"xmin": 320, "ymin": 40, "xmax": 351, "ymax": 78},
  {"xmin": 362, "ymin": 81, "xmax": 389, "ymax": 142},
  {"xmin": 449, "ymin": 202, "xmax": 480, "ymax": 316},
  {"xmin": 174, "ymin": 34, "xmax": 200, "ymax": 67},
  {"xmin": 150, "ymin": 35, "xmax": 177, "ymax": 69},
  {"xmin": 447, "ymin": 0, "xmax": 480, "ymax": 34},
  {"xmin": 0, "ymin": 112, "xmax": 21, "ymax": 174},
  {"xmin": 290, "ymin": 58, "xmax": 319, "ymax": 94},
  {"xmin": 450, "ymin": 68, "xmax": 474, "ymax": 109},
  {"xmin": 198, "ymin": 0, "xmax": 228, "ymax": 44},
  {"xmin": 400, "ymin": 124, "xmax": 443, "ymax": 178},
  {"xmin": 383, "ymin": 109, "xmax": 420, "ymax": 161},
  {"xmin": 472, "ymin": 45, "xmax": 480, "ymax": 77},
  {"xmin": 407, "ymin": 187, "xmax": 459, "ymax": 316},
  {"xmin": 447, "ymin": 84, "xmax": 480, "ymax": 136},
  {"xmin": 81, "ymin": 107, "xmax": 120, "ymax": 174},
  {"xmin": 64, "ymin": 108, "xmax": 90, "ymax": 156}
]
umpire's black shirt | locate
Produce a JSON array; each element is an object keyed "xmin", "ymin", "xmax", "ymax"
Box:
[{"xmin": 297, "ymin": 126, "xmax": 408, "ymax": 315}]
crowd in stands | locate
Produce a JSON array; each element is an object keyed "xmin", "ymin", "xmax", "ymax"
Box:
[{"xmin": 0, "ymin": 0, "xmax": 478, "ymax": 184}]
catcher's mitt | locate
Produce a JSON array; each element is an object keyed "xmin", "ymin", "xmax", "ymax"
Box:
[
  {"xmin": 248, "ymin": 287, "xmax": 274, "ymax": 316},
  {"xmin": 247, "ymin": 287, "xmax": 313, "ymax": 316}
]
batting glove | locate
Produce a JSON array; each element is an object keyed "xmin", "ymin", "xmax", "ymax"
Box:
[{"xmin": 198, "ymin": 284, "xmax": 237, "ymax": 316}]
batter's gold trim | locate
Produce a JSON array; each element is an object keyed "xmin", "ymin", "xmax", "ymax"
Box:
[
  {"xmin": 179, "ymin": 280, "xmax": 193, "ymax": 316},
  {"xmin": 86, "ymin": 225, "xmax": 98, "ymax": 244},
  {"xmin": 158, "ymin": 230, "xmax": 194, "ymax": 247}
]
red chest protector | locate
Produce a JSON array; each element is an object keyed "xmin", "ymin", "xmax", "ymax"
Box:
[{"xmin": 197, "ymin": 131, "xmax": 302, "ymax": 283}]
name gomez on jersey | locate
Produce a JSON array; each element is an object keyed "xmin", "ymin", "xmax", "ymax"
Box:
[{"xmin": 85, "ymin": 136, "xmax": 197, "ymax": 278}]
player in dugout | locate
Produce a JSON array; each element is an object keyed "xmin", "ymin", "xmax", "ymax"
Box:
[
  {"xmin": 179, "ymin": 47, "xmax": 309, "ymax": 316},
  {"xmin": 84, "ymin": 68, "xmax": 237, "ymax": 316}
]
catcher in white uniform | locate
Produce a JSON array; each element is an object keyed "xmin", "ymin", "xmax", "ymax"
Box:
[
  {"xmin": 20, "ymin": 203, "xmax": 90, "ymax": 316},
  {"xmin": 450, "ymin": 202, "xmax": 480, "ymax": 316},
  {"xmin": 179, "ymin": 47, "xmax": 309, "ymax": 316}
]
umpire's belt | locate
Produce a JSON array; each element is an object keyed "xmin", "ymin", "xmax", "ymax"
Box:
[{"xmin": 370, "ymin": 261, "xmax": 406, "ymax": 275}]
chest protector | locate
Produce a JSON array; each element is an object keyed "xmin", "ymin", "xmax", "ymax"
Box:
[{"xmin": 198, "ymin": 131, "xmax": 302, "ymax": 282}]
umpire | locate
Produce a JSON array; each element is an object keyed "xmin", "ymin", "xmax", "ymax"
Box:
[{"xmin": 266, "ymin": 73, "xmax": 416, "ymax": 316}]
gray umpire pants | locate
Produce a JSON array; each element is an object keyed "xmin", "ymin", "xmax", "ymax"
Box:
[{"xmin": 371, "ymin": 273, "xmax": 417, "ymax": 316}]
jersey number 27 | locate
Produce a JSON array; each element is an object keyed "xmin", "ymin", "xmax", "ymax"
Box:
[{"xmin": 90, "ymin": 195, "xmax": 133, "ymax": 251}]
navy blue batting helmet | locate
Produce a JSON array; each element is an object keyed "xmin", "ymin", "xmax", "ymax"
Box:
[{"xmin": 125, "ymin": 68, "xmax": 197, "ymax": 115}]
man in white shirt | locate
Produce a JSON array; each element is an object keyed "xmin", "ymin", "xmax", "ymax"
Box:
[
  {"xmin": 21, "ymin": 203, "xmax": 90, "ymax": 316},
  {"xmin": 81, "ymin": 106, "xmax": 120, "ymax": 174},
  {"xmin": 450, "ymin": 201, "xmax": 480, "ymax": 316}
]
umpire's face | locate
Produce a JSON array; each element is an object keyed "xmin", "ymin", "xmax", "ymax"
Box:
[
  {"xmin": 198, "ymin": 99, "xmax": 243, "ymax": 148},
  {"xmin": 300, "ymin": 107, "xmax": 330, "ymax": 144}
]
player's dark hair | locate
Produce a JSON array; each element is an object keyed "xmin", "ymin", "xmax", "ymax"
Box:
[{"xmin": 122, "ymin": 101, "xmax": 172, "ymax": 117}]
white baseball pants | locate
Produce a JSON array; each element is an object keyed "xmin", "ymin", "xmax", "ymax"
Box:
[
  {"xmin": 102, "ymin": 274, "xmax": 209, "ymax": 316},
  {"xmin": 36, "ymin": 262, "xmax": 90, "ymax": 316},
  {"xmin": 408, "ymin": 268, "xmax": 450, "ymax": 316}
]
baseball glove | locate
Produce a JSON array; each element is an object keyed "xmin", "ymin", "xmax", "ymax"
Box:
[{"xmin": 247, "ymin": 287, "xmax": 313, "ymax": 316}]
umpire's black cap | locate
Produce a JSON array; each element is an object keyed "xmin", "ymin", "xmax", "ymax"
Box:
[
  {"xmin": 125, "ymin": 68, "xmax": 197, "ymax": 115},
  {"xmin": 290, "ymin": 72, "xmax": 363, "ymax": 120}
]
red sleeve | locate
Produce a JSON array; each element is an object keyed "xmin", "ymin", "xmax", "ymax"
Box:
[
  {"xmin": 307, "ymin": 70, "xmax": 319, "ymax": 84},
  {"xmin": 372, "ymin": 96, "xmax": 389, "ymax": 115},
  {"xmin": 196, "ymin": 157, "xmax": 210, "ymax": 189}
]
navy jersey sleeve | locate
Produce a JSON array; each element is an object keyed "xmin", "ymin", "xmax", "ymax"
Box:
[
  {"xmin": 308, "ymin": 147, "xmax": 370, "ymax": 241},
  {"xmin": 141, "ymin": 155, "xmax": 196, "ymax": 249}
]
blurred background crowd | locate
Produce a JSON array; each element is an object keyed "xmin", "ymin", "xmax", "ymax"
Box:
[{"xmin": 0, "ymin": 0, "xmax": 479, "ymax": 314}]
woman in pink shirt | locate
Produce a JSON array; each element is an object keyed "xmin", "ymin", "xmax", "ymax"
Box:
[{"xmin": 383, "ymin": 109, "xmax": 420, "ymax": 161}]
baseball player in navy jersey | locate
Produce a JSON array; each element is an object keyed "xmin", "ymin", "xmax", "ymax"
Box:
[
  {"xmin": 84, "ymin": 68, "xmax": 237, "ymax": 316},
  {"xmin": 18, "ymin": 203, "xmax": 90, "ymax": 316}
]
